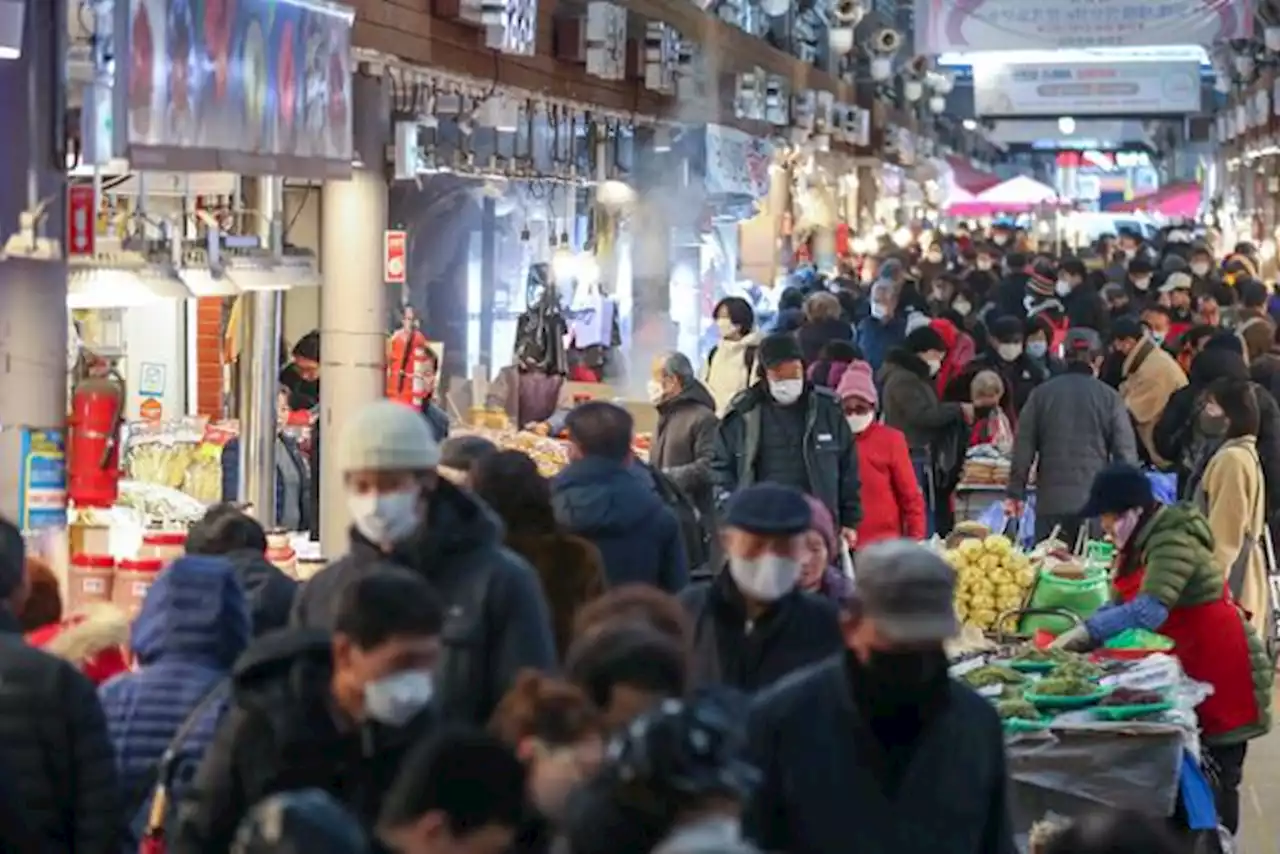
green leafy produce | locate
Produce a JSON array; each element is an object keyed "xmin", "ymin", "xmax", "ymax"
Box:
[
  {"xmin": 1029, "ymin": 676, "xmax": 1097, "ymax": 697},
  {"xmin": 1052, "ymin": 659, "xmax": 1103, "ymax": 681},
  {"xmin": 1012, "ymin": 646, "xmax": 1074, "ymax": 664},
  {"xmin": 962, "ymin": 665, "xmax": 1028, "ymax": 689},
  {"xmin": 996, "ymin": 699, "xmax": 1041, "ymax": 720},
  {"xmin": 1102, "ymin": 629, "xmax": 1174, "ymax": 651}
]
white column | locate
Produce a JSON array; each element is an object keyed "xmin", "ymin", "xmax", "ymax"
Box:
[
  {"xmin": 318, "ymin": 168, "xmax": 387, "ymax": 556},
  {"xmin": 0, "ymin": 0, "xmax": 68, "ymax": 525}
]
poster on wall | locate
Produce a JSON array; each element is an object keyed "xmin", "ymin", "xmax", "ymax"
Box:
[
  {"xmin": 17, "ymin": 430, "xmax": 66, "ymax": 531},
  {"xmin": 704, "ymin": 125, "xmax": 773, "ymax": 200},
  {"xmin": 913, "ymin": 0, "xmax": 1252, "ymax": 53},
  {"xmin": 117, "ymin": 0, "xmax": 355, "ymax": 177},
  {"xmin": 972, "ymin": 60, "xmax": 1202, "ymax": 117}
]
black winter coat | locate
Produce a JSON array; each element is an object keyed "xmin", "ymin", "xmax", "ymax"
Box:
[
  {"xmin": 679, "ymin": 573, "xmax": 842, "ymax": 694},
  {"xmin": 944, "ymin": 351, "xmax": 1048, "ymax": 425},
  {"xmin": 745, "ymin": 656, "xmax": 1015, "ymax": 854},
  {"xmin": 1063, "ymin": 283, "xmax": 1110, "ymax": 336},
  {"xmin": 224, "ymin": 549, "xmax": 300, "ymax": 636},
  {"xmin": 652, "ymin": 382, "xmax": 720, "ymax": 574},
  {"xmin": 797, "ymin": 317, "xmax": 855, "ymax": 365},
  {"xmin": 712, "ymin": 384, "xmax": 862, "ymax": 529},
  {"xmin": 552, "ymin": 457, "xmax": 690, "ymax": 592},
  {"xmin": 0, "ymin": 610, "xmax": 118, "ymax": 854},
  {"xmin": 879, "ymin": 350, "xmax": 966, "ymax": 453},
  {"xmin": 171, "ymin": 631, "xmax": 433, "ymax": 854},
  {"xmin": 291, "ymin": 481, "xmax": 557, "ymax": 724}
]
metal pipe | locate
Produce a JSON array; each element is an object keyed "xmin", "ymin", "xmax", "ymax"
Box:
[{"xmin": 236, "ymin": 177, "xmax": 282, "ymax": 527}]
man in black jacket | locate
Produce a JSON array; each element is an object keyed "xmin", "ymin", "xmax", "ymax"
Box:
[
  {"xmin": 291, "ymin": 400, "xmax": 556, "ymax": 725},
  {"xmin": 0, "ymin": 519, "xmax": 118, "ymax": 853},
  {"xmin": 1059, "ymin": 258, "xmax": 1109, "ymax": 336},
  {"xmin": 745, "ymin": 540, "xmax": 1015, "ymax": 854},
  {"xmin": 679, "ymin": 484, "xmax": 842, "ymax": 694},
  {"xmin": 177, "ymin": 567, "xmax": 442, "ymax": 853},
  {"xmin": 186, "ymin": 503, "xmax": 298, "ymax": 635},
  {"xmin": 712, "ymin": 333, "xmax": 861, "ymax": 540}
]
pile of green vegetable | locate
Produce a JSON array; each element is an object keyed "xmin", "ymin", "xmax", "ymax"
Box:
[
  {"xmin": 1028, "ymin": 676, "xmax": 1097, "ymax": 697},
  {"xmin": 961, "ymin": 665, "xmax": 1027, "ymax": 689},
  {"xmin": 996, "ymin": 699, "xmax": 1040, "ymax": 721}
]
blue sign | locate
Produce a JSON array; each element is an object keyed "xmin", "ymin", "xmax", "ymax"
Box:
[{"xmin": 18, "ymin": 429, "xmax": 67, "ymax": 531}]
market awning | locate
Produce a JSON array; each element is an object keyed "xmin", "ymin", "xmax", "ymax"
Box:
[
  {"xmin": 945, "ymin": 155, "xmax": 1003, "ymax": 195},
  {"xmin": 1106, "ymin": 182, "xmax": 1202, "ymax": 219}
]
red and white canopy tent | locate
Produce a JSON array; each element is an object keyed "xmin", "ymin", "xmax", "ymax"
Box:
[
  {"xmin": 945, "ymin": 176, "xmax": 1065, "ymax": 217},
  {"xmin": 1106, "ymin": 182, "xmax": 1202, "ymax": 220}
]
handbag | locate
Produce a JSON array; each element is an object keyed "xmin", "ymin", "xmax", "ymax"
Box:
[{"xmin": 138, "ymin": 681, "xmax": 229, "ymax": 854}]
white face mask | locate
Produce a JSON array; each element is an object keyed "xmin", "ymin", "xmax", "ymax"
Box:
[
  {"xmin": 976, "ymin": 259, "xmax": 993, "ymax": 271},
  {"xmin": 646, "ymin": 379, "xmax": 665, "ymax": 404},
  {"xmin": 1132, "ymin": 276, "xmax": 1151, "ymax": 291},
  {"xmin": 997, "ymin": 343, "xmax": 1023, "ymax": 362},
  {"xmin": 870, "ymin": 303, "xmax": 889, "ymax": 320},
  {"xmin": 363, "ymin": 669, "xmax": 434, "ymax": 726},
  {"xmin": 1026, "ymin": 340, "xmax": 1048, "ymax": 359},
  {"xmin": 347, "ymin": 488, "xmax": 421, "ymax": 546},
  {"xmin": 1055, "ymin": 279, "xmax": 1073, "ymax": 297},
  {"xmin": 768, "ymin": 378, "xmax": 804, "ymax": 405},
  {"xmin": 1191, "ymin": 262, "xmax": 1211, "ymax": 277},
  {"xmin": 716, "ymin": 317, "xmax": 736, "ymax": 337},
  {"xmin": 728, "ymin": 554, "xmax": 799, "ymax": 601},
  {"xmin": 847, "ymin": 412, "xmax": 874, "ymax": 433},
  {"xmin": 992, "ymin": 234, "xmax": 1008, "ymax": 246},
  {"xmin": 953, "ymin": 299, "xmax": 972, "ymax": 316},
  {"xmin": 925, "ymin": 357, "xmax": 943, "ymax": 377}
]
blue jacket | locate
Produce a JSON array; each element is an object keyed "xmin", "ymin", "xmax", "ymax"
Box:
[
  {"xmin": 220, "ymin": 435, "xmax": 312, "ymax": 533},
  {"xmin": 855, "ymin": 314, "xmax": 907, "ymax": 374},
  {"xmin": 99, "ymin": 556, "xmax": 251, "ymax": 853},
  {"xmin": 552, "ymin": 457, "xmax": 689, "ymax": 592}
]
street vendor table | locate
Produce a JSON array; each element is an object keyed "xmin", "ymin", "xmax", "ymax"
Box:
[{"xmin": 1006, "ymin": 723, "xmax": 1184, "ymax": 838}]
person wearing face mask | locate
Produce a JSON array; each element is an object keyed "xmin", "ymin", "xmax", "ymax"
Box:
[
  {"xmin": 837, "ymin": 361, "xmax": 926, "ymax": 546},
  {"xmin": 745, "ymin": 540, "xmax": 1015, "ymax": 854},
  {"xmin": 175, "ymin": 569, "xmax": 445, "ymax": 854},
  {"xmin": 489, "ymin": 673, "xmax": 605, "ymax": 854},
  {"xmin": 679, "ymin": 484, "xmax": 842, "ymax": 693},
  {"xmin": 221, "ymin": 387, "xmax": 314, "ymax": 535},
  {"xmin": 1112, "ymin": 317, "xmax": 1187, "ymax": 467},
  {"xmin": 1023, "ymin": 316, "xmax": 1064, "ymax": 376},
  {"xmin": 1235, "ymin": 278, "xmax": 1275, "ymax": 363},
  {"xmin": 1188, "ymin": 242, "xmax": 1221, "ymax": 293},
  {"xmin": 1139, "ymin": 304, "xmax": 1175, "ymax": 350},
  {"xmin": 855, "ymin": 279, "xmax": 907, "ymax": 372},
  {"xmin": 945, "ymin": 316, "xmax": 1044, "ymax": 428},
  {"xmin": 1059, "ymin": 260, "xmax": 1110, "ymax": 336},
  {"xmin": 703, "ymin": 297, "xmax": 761, "ymax": 416},
  {"xmin": 292, "ymin": 400, "xmax": 557, "ymax": 725},
  {"xmin": 1007, "ymin": 329, "xmax": 1138, "ymax": 544},
  {"xmin": 961, "ymin": 246, "xmax": 998, "ymax": 305},
  {"xmin": 1124, "ymin": 256, "xmax": 1157, "ymax": 312},
  {"xmin": 1158, "ymin": 271, "xmax": 1195, "ymax": 342},
  {"xmin": 797, "ymin": 292, "xmax": 855, "ymax": 364},
  {"xmin": 991, "ymin": 251, "xmax": 1032, "ymax": 320},
  {"xmin": 1052, "ymin": 465, "xmax": 1272, "ymax": 837},
  {"xmin": 713, "ymin": 334, "xmax": 862, "ymax": 539},
  {"xmin": 881, "ymin": 326, "xmax": 972, "ymax": 535}
]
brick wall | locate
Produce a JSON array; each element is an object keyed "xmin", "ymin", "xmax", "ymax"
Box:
[{"xmin": 195, "ymin": 298, "xmax": 225, "ymax": 418}]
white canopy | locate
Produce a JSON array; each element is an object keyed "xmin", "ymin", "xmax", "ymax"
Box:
[{"xmin": 977, "ymin": 176, "xmax": 1059, "ymax": 206}]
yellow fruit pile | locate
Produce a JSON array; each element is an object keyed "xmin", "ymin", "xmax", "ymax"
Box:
[{"xmin": 945, "ymin": 534, "xmax": 1037, "ymax": 632}]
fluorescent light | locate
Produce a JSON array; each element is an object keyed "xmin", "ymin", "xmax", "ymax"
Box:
[{"xmin": 0, "ymin": 0, "xmax": 24, "ymax": 61}]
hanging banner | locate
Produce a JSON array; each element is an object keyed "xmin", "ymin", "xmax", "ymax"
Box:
[
  {"xmin": 913, "ymin": 0, "xmax": 1253, "ymax": 53},
  {"xmin": 67, "ymin": 185, "xmax": 96, "ymax": 256},
  {"xmin": 384, "ymin": 230, "xmax": 407, "ymax": 284},
  {"xmin": 17, "ymin": 429, "xmax": 66, "ymax": 531},
  {"xmin": 704, "ymin": 125, "xmax": 773, "ymax": 199},
  {"xmin": 117, "ymin": 0, "xmax": 355, "ymax": 178},
  {"xmin": 973, "ymin": 60, "xmax": 1202, "ymax": 117}
]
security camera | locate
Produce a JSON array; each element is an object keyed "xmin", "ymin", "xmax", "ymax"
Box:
[
  {"xmin": 870, "ymin": 28, "xmax": 902, "ymax": 55},
  {"xmin": 832, "ymin": 0, "xmax": 864, "ymax": 26}
]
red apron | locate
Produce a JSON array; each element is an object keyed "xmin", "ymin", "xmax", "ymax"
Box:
[{"xmin": 1113, "ymin": 568, "xmax": 1260, "ymax": 738}]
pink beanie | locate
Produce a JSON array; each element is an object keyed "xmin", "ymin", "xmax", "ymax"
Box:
[{"xmin": 836, "ymin": 360, "xmax": 877, "ymax": 407}]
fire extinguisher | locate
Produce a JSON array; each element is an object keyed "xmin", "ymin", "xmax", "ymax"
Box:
[
  {"xmin": 67, "ymin": 373, "xmax": 126, "ymax": 508},
  {"xmin": 386, "ymin": 307, "xmax": 431, "ymax": 409}
]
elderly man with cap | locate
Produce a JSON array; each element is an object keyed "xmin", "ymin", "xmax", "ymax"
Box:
[
  {"xmin": 291, "ymin": 400, "xmax": 555, "ymax": 724},
  {"xmin": 855, "ymin": 278, "xmax": 908, "ymax": 372},
  {"xmin": 679, "ymin": 483, "xmax": 842, "ymax": 694},
  {"xmin": 1054, "ymin": 464, "xmax": 1272, "ymax": 836},
  {"xmin": 0, "ymin": 518, "xmax": 118, "ymax": 854},
  {"xmin": 1159, "ymin": 270, "xmax": 1195, "ymax": 342},
  {"xmin": 712, "ymin": 333, "xmax": 861, "ymax": 541},
  {"xmin": 745, "ymin": 539, "xmax": 1015, "ymax": 854},
  {"xmin": 1007, "ymin": 328, "xmax": 1138, "ymax": 544}
]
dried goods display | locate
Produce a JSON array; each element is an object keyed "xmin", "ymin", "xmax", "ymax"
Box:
[
  {"xmin": 114, "ymin": 480, "xmax": 208, "ymax": 526},
  {"xmin": 945, "ymin": 534, "xmax": 1036, "ymax": 632},
  {"xmin": 124, "ymin": 418, "xmax": 230, "ymax": 505}
]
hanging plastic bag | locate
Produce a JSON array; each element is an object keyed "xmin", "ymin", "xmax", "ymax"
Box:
[
  {"xmin": 1021, "ymin": 565, "xmax": 1111, "ymax": 635},
  {"xmin": 839, "ymin": 540, "xmax": 855, "ymax": 582}
]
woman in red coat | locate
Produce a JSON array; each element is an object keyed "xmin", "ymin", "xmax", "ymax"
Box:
[{"xmin": 837, "ymin": 361, "xmax": 928, "ymax": 545}]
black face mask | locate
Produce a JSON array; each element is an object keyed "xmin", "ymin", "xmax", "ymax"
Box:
[{"xmin": 851, "ymin": 648, "xmax": 950, "ymax": 723}]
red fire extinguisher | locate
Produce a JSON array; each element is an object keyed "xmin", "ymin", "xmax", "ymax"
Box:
[
  {"xmin": 67, "ymin": 374, "xmax": 125, "ymax": 508},
  {"xmin": 386, "ymin": 307, "xmax": 431, "ymax": 409}
]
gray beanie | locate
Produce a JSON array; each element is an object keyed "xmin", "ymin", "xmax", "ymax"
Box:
[{"xmin": 337, "ymin": 401, "xmax": 440, "ymax": 472}]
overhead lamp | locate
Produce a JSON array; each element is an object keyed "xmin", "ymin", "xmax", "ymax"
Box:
[
  {"xmin": 928, "ymin": 95, "xmax": 946, "ymax": 114},
  {"xmin": 962, "ymin": 118, "xmax": 977, "ymax": 131},
  {"xmin": 931, "ymin": 72, "xmax": 954, "ymax": 95},
  {"xmin": 869, "ymin": 57, "xmax": 893, "ymax": 82},
  {"xmin": 1058, "ymin": 116, "xmax": 1076, "ymax": 135},
  {"xmin": 891, "ymin": 227, "xmax": 912, "ymax": 248},
  {"xmin": 903, "ymin": 79, "xmax": 924, "ymax": 102}
]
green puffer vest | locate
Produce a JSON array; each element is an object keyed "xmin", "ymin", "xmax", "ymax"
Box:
[{"xmin": 1132, "ymin": 502, "xmax": 1273, "ymax": 745}]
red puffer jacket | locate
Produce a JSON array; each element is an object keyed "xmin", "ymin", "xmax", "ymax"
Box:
[{"xmin": 854, "ymin": 422, "xmax": 928, "ymax": 545}]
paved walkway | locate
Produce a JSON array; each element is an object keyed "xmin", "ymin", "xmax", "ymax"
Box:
[{"xmin": 1239, "ymin": 691, "xmax": 1280, "ymax": 854}]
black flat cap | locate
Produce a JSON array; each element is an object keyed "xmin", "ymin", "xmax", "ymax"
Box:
[{"xmin": 723, "ymin": 483, "xmax": 812, "ymax": 536}]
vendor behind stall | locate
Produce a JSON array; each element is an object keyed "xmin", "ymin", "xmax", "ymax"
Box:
[
  {"xmin": 1055, "ymin": 464, "xmax": 1273, "ymax": 835},
  {"xmin": 221, "ymin": 389, "xmax": 313, "ymax": 533}
]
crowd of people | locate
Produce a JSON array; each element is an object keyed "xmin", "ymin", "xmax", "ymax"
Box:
[{"xmin": 0, "ymin": 221, "xmax": 1275, "ymax": 853}]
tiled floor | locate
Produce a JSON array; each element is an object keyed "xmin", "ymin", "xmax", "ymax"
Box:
[{"xmin": 1239, "ymin": 692, "xmax": 1280, "ymax": 854}]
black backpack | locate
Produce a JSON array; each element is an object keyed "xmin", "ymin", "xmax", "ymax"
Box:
[{"xmin": 637, "ymin": 461, "xmax": 710, "ymax": 574}]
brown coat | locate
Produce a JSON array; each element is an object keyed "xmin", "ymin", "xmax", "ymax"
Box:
[
  {"xmin": 1121, "ymin": 337, "xmax": 1188, "ymax": 466},
  {"xmin": 506, "ymin": 531, "xmax": 606, "ymax": 659}
]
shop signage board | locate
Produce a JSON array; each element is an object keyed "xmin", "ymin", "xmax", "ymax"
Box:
[
  {"xmin": 67, "ymin": 185, "xmax": 96, "ymax": 256},
  {"xmin": 704, "ymin": 125, "xmax": 772, "ymax": 200},
  {"xmin": 913, "ymin": 0, "xmax": 1252, "ymax": 53},
  {"xmin": 116, "ymin": 0, "xmax": 355, "ymax": 178},
  {"xmin": 972, "ymin": 59, "xmax": 1202, "ymax": 117},
  {"xmin": 384, "ymin": 230, "xmax": 408, "ymax": 284},
  {"xmin": 17, "ymin": 429, "xmax": 66, "ymax": 532}
]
